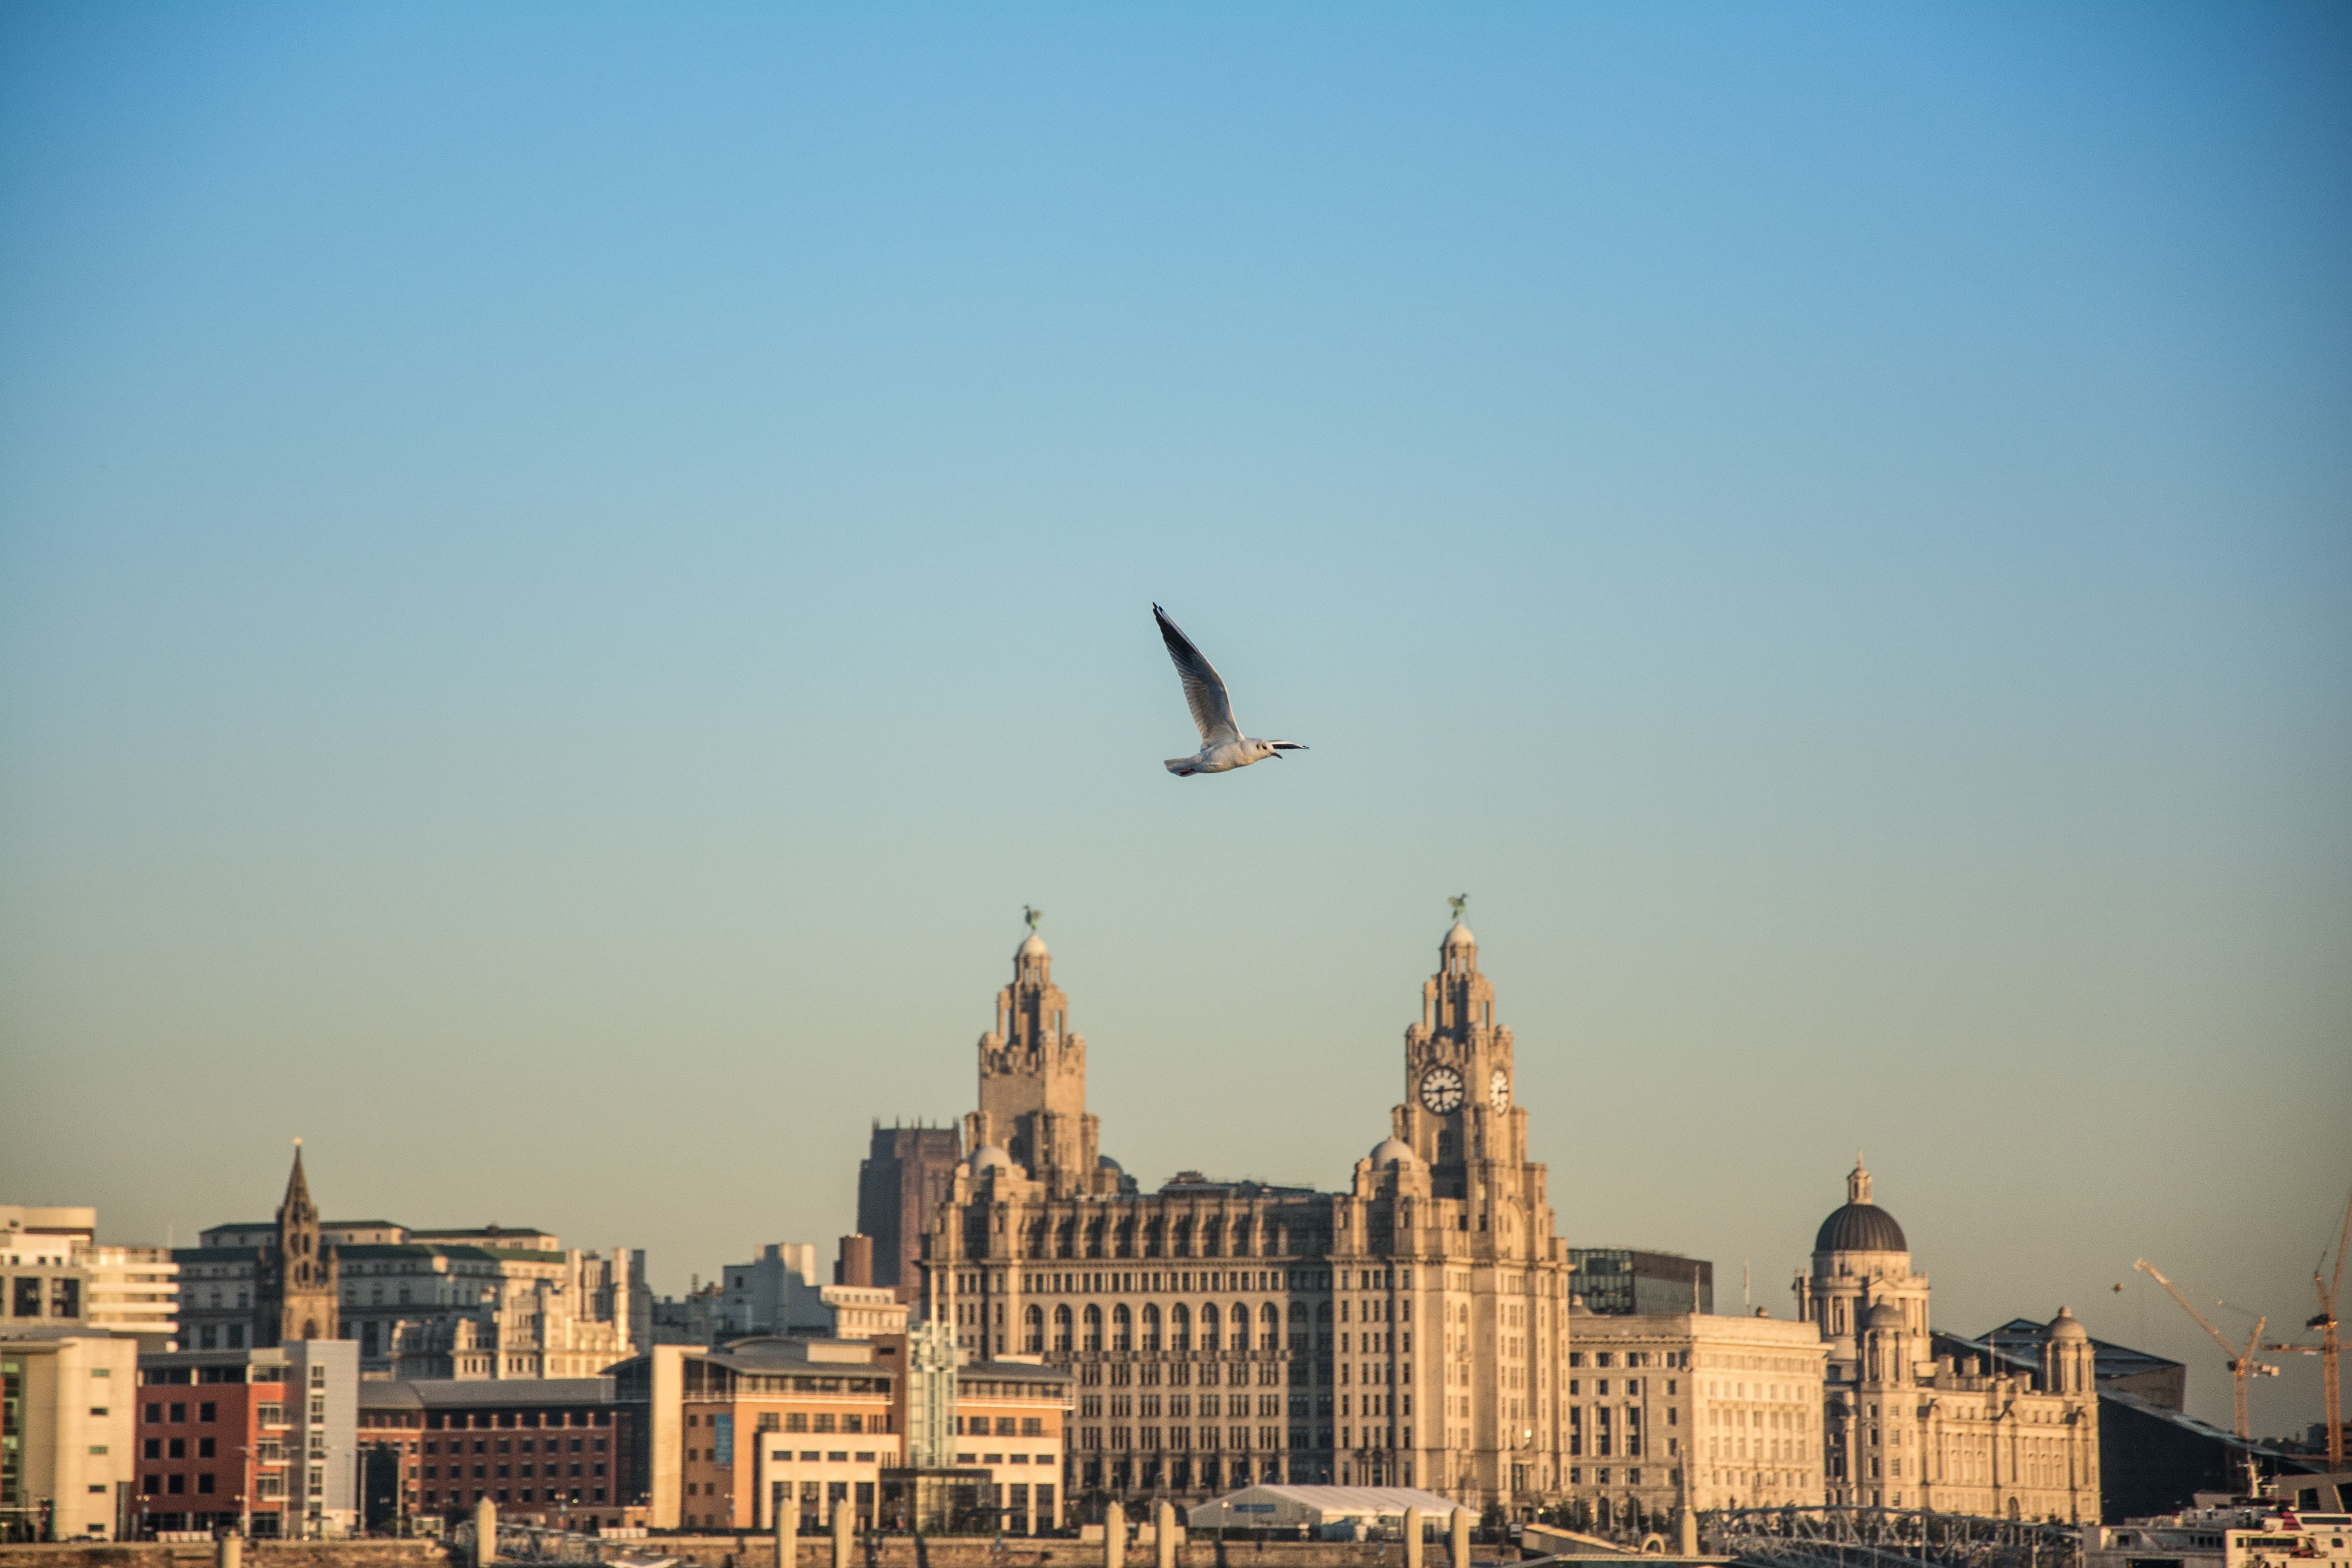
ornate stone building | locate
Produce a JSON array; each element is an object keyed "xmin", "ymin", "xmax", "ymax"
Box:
[
  {"xmin": 258, "ymin": 1145, "xmax": 340, "ymax": 1347},
  {"xmin": 924, "ymin": 917, "xmax": 1574, "ymax": 1514},
  {"xmin": 178, "ymin": 1150, "xmax": 641, "ymax": 1379},
  {"xmin": 1793, "ymin": 1161, "xmax": 2100, "ymax": 1521}
]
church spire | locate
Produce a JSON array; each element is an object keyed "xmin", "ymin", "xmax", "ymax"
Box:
[
  {"xmin": 280, "ymin": 1140, "xmax": 317, "ymax": 1229},
  {"xmin": 260, "ymin": 1139, "xmax": 338, "ymax": 1345}
]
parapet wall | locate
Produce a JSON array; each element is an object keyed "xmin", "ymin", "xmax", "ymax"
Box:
[
  {"xmin": 0, "ymin": 1541, "xmax": 1462, "ymax": 1568},
  {"xmin": 0, "ymin": 1547, "xmax": 449, "ymax": 1568}
]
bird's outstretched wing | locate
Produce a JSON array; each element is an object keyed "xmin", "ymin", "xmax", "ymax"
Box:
[{"xmin": 1154, "ymin": 604, "xmax": 1240, "ymax": 744}]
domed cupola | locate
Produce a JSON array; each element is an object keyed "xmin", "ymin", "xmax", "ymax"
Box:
[{"xmin": 1814, "ymin": 1156, "xmax": 1909, "ymax": 1254}]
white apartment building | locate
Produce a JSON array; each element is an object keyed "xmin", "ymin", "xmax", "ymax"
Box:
[
  {"xmin": 0, "ymin": 1330, "xmax": 140, "ymax": 1538},
  {"xmin": 2, "ymin": 1206, "xmax": 180, "ymax": 1350}
]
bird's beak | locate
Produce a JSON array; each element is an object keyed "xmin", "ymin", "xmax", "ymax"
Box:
[{"xmin": 1268, "ymin": 751, "xmax": 1283, "ymax": 760}]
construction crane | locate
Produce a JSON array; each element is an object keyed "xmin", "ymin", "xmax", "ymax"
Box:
[
  {"xmin": 2268, "ymin": 1189, "xmax": 2352, "ymax": 1473},
  {"xmin": 2133, "ymin": 1258, "xmax": 2278, "ymax": 1442}
]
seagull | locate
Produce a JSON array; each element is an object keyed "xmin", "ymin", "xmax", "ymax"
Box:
[{"xmin": 1152, "ymin": 604, "xmax": 1308, "ymax": 776}]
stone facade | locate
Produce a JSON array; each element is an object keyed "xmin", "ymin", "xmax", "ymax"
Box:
[
  {"xmin": 923, "ymin": 919, "xmax": 1573, "ymax": 1515},
  {"xmin": 1793, "ymin": 1161, "xmax": 2100, "ymax": 1522},
  {"xmin": 1562, "ymin": 1308, "xmax": 1828, "ymax": 1522},
  {"xmin": 257, "ymin": 1151, "xmax": 339, "ymax": 1350},
  {"xmin": 177, "ymin": 1156, "xmax": 639, "ymax": 1381}
]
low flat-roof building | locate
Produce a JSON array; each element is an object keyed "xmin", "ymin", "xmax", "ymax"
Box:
[
  {"xmin": 930, "ymin": 1357, "xmax": 1072, "ymax": 1534},
  {"xmin": 619, "ymin": 1337, "xmax": 900, "ymax": 1534},
  {"xmin": 357, "ymin": 1374, "xmax": 637, "ymax": 1530},
  {"xmin": 1187, "ymin": 1483, "xmax": 1459, "ymax": 1533}
]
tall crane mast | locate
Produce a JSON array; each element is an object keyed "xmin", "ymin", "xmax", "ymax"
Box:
[
  {"xmin": 2319, "ymin": 1191, "xmax": 2350, "ymax": 1472},
  {"xmin": 2283, "ymin": 1190, "xmax": 2352, "ymax": 1472},
  {"xmin": 2133, "ymin": 1258, "xmax": 2277, "ymax": 1443}
]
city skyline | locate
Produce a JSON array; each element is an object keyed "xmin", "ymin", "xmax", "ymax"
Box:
[
  {"xmin": 4, "ymin": 0, "xmax": 2347, "ymax": 1465},
  {"xmin": 17, "ymin": 906, "xmax": 2342, "ymax": 1448}
]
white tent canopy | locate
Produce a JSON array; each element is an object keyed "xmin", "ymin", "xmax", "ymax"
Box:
[{"xmin": 1187, "ymin": 1485, "xmax": 1464, "ymax": 1533}]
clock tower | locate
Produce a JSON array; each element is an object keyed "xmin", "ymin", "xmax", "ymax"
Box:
[
  {"xmin": 1396, "ymin": 918, "xmax": 1526, "ymax": 1182},
  {"xmin": 962, "ymin": 924, "xmax": 1113, "ymax": 1198}
]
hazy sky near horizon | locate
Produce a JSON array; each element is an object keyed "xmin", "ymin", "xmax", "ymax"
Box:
[{"xmin": 3, "ymin": 4, "xmax": 2348, "ymax": 1438}]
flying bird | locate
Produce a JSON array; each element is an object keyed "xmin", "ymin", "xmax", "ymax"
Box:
[{"xmin": 1152, "ymin": 604, "xmax": 1308, "ymax": 776}]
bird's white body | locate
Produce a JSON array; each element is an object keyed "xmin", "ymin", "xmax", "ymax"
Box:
[
  {"xmin": 1152, "ymin": 605, "xmax": 1307, "ymax": 776},
  {"xmin": 1165, "ymin": 738, "xmax": 1287, "ymax": 776}
]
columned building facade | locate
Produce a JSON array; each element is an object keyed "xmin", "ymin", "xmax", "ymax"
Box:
[
  {"xmin": 1793, "ymin": 1163, "xmax": 2100, "ymax": 1522},
  {"xmin": 924, "ymin": 918, "xmax": 1573, "ymax": 1515}
]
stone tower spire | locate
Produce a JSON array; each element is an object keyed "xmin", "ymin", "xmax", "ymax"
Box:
[
  {"xmin": 965, "ymin": 918, "xmax": 1109, "ymax": 1198},
  {"xmin": 259, "ymin": 1141, "xmax": 339, "ymax": 1345},
  {"xmin": 1399, "ymin": 915, "xmax": 1524, "ymax": 1172},
  {"xmin": 1849, "ymin": 1154, "xmax": 1872, "ymax": 1205}
]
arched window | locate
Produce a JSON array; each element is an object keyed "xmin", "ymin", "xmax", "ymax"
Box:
[
  {"xmin": 1259, "ymin": 1302, "xmax": 1279, "ymax": 1351},
  {"xmin": 1202, "ymin": 1219, "xmax": 1223, "ymax": 1258},
  {"xmin": 1083, "ymin": 1303, "xmax": 1103, "ymax": 1353},
  {"xmin": 1112, "ymin": 1303, "xmax": 1132, "ymax": 1352},
  {"xmin": 1200, "ymin": 1303, "xmax": 1221, "ymax": 1351},
  {"xmin": 1171, "ymin": 1304, "xmax": 1192, "ymax": 1352},
  {"xmin": 1142, "ymin": 1304, "xmax": 1162, "ymax": 1352},
  {"xmin": 1232, "ymin": 1219, "xmax": 1254, "ymax": 1257},
  {"xmin": 1145, "ymin": 1219, "xmax": 1165, "ymax": 1259},
  {"xmin": 1056, "ymin": 1221, "xmax": 1076, "ymax": 1260},
  {"xmin": 1053, "ymin": 1304, "xmax": 1073, "ymax": 1352},
  {"xmin": 1172, "ymin": 1218, "xmax": 1193, "ymax": 1258},
  {"xmin": 1115, "ymin": 1221, "xmax": 1135, "ymax": 1259},
  {"xmin": 1024, "ymin": 1305, "xmax": 1045, "ymax": 1354},
  {"xmin": 1085, "ymin": 1219, "xmax": 1106, "ymax": 1259}
]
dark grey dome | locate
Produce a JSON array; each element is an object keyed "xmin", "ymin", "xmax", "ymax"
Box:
[{"xmin": 1815, "ymin": 1202, "xmax": 1907, "ymax": 1254}]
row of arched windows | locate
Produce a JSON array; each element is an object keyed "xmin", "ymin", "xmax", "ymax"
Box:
[
  {"xmin": 1015, "ymin": 1214, "xmax": 1322, "ymax": 1263},
  {"xmin": 1020, "ymin": 1299, "xmax": 1336, "ymax": 1355}
]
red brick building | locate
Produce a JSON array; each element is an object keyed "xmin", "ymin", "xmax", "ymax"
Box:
[
  {"xmin": 358, "ymin": 1377, "xmax": 638, "ymax": 1531},
  {"xmin": 134, "ymin": 1363, "xmax": 290, "ymax": 1536}
]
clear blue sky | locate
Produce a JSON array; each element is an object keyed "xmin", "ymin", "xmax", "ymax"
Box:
[{"xmin": 2, "ymin": 4, "xmax": 2347, "ymax": 1438}]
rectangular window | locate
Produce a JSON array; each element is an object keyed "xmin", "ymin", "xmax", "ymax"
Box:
[{"xmin": 52, "ymin": 1278, "xmax": 83, "ymax": 1318}]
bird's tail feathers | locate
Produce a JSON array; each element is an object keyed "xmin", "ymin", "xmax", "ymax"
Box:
[{"xmin": 1164, "ymin": 758, "xmax": 1199, "ymax": 775}]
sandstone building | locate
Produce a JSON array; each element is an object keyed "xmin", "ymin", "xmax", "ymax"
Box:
[
  {"xmin": 922, "ymin": 917, "xmax": 1573, "ymax": 1514},
  {"xmin": 1563, "ymin": 1306, "xmax": 1828, "ymax": 1525},
  {"xmin": 1794, "ymin": 1161, "xmax": 2100, "ymax": 1521},
  {"xmin": 178, "ymin": 1151, "xmax": 641, "ymax": 1380}
]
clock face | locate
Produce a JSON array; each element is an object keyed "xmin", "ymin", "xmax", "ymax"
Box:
[
  {"xmin": 1489, "ymin": 1068, "xmax": 1511, "ymax": 1111},
  {"xmin": 1418, "ymin": 1065, "xmax": 1466, "ymax": 1114}
]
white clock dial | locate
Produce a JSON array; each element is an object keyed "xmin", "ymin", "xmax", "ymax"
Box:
[
  {"xmin": 1489, "ymin": 1068, "xmax": 1510, "ymax": 1110},
  {"xmin": 1418, "ymin": 1065, "xmax": 1466, "ymax": 1114}
]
